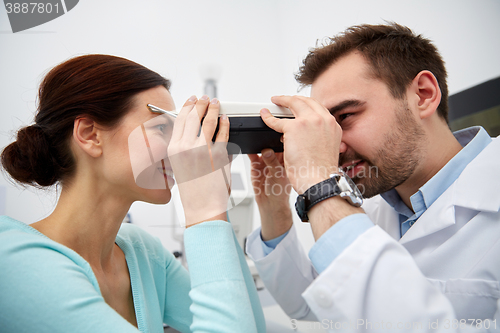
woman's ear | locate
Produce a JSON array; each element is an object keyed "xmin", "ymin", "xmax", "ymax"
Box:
[
  {"xmin": 73, "ymin": 117, "xmax": 103, "ymax": 158},
  {"xmin": 409, "ymin": 70, "xmax": 442, "ymax": 120}
]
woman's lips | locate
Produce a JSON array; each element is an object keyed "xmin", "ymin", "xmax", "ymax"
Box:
[{"xmin": 159, "ymin": 161, "xmax": 175, "ymax": 188}]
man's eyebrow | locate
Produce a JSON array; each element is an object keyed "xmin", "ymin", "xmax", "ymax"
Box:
[{"xmin": 328, "ymin": 100, "xmax": 366, "ymax": 116}]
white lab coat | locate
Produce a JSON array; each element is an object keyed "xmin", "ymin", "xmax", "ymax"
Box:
[{"xmin": 246, "ymin": 135, "xmax": 500, "ymax": 332}]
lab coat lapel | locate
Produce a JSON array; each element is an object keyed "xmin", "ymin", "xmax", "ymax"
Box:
[
  {"xmin": 363, "ymin": 196, "xmax": 401, "ymax": 240},
  {"xmin": 399, "ymin": 187, "xmax": 455, "ymax": 245},
  {"xmin": 453, "ymin": 137, "xmax": 500, "ymax": 212},
  {"xmin": 399, "ymin": 136, "xmax": 500, "ymax": 245}
]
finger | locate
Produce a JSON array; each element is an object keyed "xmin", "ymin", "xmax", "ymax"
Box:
[
  {"xmin": 261, "ymin": 149, "xmax": 286, "ymax": 179},
  {"xmin": 248, "ymin": 155, "xmax": 265, "ymax": 186},
  {"xmin": 261, "ymin": 149, "xmax": 281, "ymax": 167},
  {"xmin": 275, "ymin": 152, "xmax": 285, "ymax": 166},
  {"xmin": 248, "ymin": 153, "xmax": 264, "ymax": 172},
  {"xmin": 196, "ymin": 95, "xmax": 211, "ymax": 120},
  {"xmin": 170, "ymin": 96, "xmax": 197, "ymax": 142},
  {"xmin": 260, "ymin": 108, "xmax": 289, "ymax": 133},
  {"xmin": 214, "ymin": 113, "xmax": 229, "ymax": 143},
  {"xmin": 203, "ymin": 98, "xmax": 221, "ymax": 142},
  {"xmin": 294, "ymin": 95, "xmax": 331, "ymax": 118},
  {"xmin": 183, "ymin": 103, "xmax": 204, "ymax": 143},
  {"xmin": 247, "ymin": 154, "xmax": 260, "ymax": 164},
  {"xmin": 271, "ymin": 95, "xmax": 318, "ymax": 118}
]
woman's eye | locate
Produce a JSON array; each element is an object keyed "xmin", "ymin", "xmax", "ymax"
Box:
[{"xmin": 155, "ymin": 124, "xmax": 166, "ymax": 133}]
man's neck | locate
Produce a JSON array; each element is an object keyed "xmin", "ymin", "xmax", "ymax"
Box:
[{"xmin": 396, "ymin": 129, "xmax": 463, "ymax": 211}]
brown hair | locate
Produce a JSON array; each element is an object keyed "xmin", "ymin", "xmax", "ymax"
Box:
[
  {"xmin": 296, "ymin": 22, "xmax": 449, "ymax": 122},
  {"xmin": 1, "ymin": 54, "xmax": 170, "ymax": 187}
]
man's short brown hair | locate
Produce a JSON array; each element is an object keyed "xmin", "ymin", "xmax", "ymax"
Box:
[{"xmin": 296, "ymin": 22, "xmax": 449, "ymax": 122}]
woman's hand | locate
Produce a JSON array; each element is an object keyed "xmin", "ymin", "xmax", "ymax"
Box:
[{"xmin": 168, "ymin": 95, "xmax": 231, "ymax": 227}]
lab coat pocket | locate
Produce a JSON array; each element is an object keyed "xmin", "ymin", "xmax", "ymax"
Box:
[{"xmin": 427, "ymin": 278, "xmax": 500, "ymax": 320}]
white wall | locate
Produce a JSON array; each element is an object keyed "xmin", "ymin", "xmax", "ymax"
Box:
[{"xmin": 1, "ymin": 0, "xmax": 500, "ymax": 254}]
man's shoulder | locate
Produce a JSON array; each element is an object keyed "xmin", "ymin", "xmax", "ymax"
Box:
[{"xmin": 452, "ymin": 134, "xmax": 500, "ymax": 212}]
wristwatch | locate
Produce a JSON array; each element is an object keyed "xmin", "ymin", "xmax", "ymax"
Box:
[{"xmin": 295, "ymin": 169, "xmax": 363, "ymax": 222}]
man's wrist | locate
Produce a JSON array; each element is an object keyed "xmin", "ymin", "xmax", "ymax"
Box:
[
  {"xmin": 259, "ymin": 205, "xmax": 293, "ymax": 241},
  {"xmin": 308, "ymin": 196, "xmax": 364, "ymax": 240},
  {"xmin": 296, "ymin": 167, "xmax": 340, "ymax": 194}
]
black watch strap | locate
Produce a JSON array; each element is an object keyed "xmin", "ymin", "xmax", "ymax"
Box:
[{"xmin": 295, "ymin": 178, "xmax": 341, "ymax": 222}]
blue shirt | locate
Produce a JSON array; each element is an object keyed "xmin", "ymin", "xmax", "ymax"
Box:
[
  {"xmin": 262, "ymin": 126, "xmax": 492, "ymax": 274},
  {"xmin": 0, "ymin": 217, "xmax": 265, "ymax": 333}
]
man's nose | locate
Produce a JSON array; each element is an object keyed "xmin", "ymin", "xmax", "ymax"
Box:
[{"xmin": 339, "ymin": 141, "xmax": 348, "ymax": 154}]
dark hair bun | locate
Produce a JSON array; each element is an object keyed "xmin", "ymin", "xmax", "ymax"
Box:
[{"xmin": 1, "ymin": 125, "xmax": 59, "ymax": 187}]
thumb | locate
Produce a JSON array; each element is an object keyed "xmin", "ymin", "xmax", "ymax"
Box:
[
  {"xmin": 262, "ymin": 149, "xmax": 287, "ymax": 181},
  {"xmin": 261, "ymin": 149, "xmax": 280, "ymax": 167},
  {"xmin": 261, "ymin": 108, "xmax": 285, "ymax": 133}
]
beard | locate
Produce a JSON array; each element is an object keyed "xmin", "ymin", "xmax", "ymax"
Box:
[{"xmin": 339, "ymin": 101, "xmax": 426, "ymax": 198}]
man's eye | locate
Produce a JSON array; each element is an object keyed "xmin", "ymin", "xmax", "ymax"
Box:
[{"xmin": 338, "ymin": 113, "xmax": 353, "ymax": 122}]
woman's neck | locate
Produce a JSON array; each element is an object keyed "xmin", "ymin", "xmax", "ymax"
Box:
[{"xmin": 31, "ymin": 179, "xmax": 132, "ymax": 270}]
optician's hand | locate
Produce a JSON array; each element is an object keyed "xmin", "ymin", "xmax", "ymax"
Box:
[
  {"xmin": 260, "ymin": 95, "xmax": 342, "ymax": 194},
  {"xmin": 168, "ymin": 95, "xmax": 231, "ymax": 227},
  {"xmin": 248, "ymin": 150, "xmax": 293, "ymax": 241},
  {"xmin": 261, "ymin": 95, "xmax": 363, "ymax": 240}
]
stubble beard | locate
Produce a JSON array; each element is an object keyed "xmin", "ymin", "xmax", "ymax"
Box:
[{"xmin": 345, "ymin": 101, "xmax": 426, "ymax": 198}]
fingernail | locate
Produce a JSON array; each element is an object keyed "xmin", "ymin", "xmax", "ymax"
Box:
[
  {"xmin": 210, "ymin": 98, "xmax": 219, "ymax": 104},
  {"xmin": 221, "ymin": 114, "xmax": 227, "ymax": 120},
  {"xmin": 188, "ymin": 95, "xmax": 197, "ymax": 102},
  {"xmin": 263, "ymin": 150, "xmax": 273, "ymax": 158},
  {"xmin": 201, "ymin": 95, "xmax": 209, "ymax": 101},
  {"xmin": 260, "ymin": 108, "xmax": 270, "ymax": 115}
]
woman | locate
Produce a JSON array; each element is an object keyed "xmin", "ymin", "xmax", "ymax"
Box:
[{"xmin": 0, "ymin": 54, "xmax": 265, "ymax": 333}]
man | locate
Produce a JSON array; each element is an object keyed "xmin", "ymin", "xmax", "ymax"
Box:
[{"xmin": 246, "ymin": 23, "xmax": 499, "ymax": 330}]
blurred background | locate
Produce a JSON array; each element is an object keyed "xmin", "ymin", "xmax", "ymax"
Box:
[{"xmin": 1, "ymin": 1, "xmax": 500, "ymax": 330}]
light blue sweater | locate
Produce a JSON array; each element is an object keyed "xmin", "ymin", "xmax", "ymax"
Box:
[{"xmin": 0, "ymin": 216, "xmax": 265, "ymax": 333}]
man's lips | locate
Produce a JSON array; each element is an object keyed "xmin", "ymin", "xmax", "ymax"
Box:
[
  {"xmin": 341, "ymin": 159, "xmax": 363, "ymax": 171},
  {"xmin": 340, "ymin": 159, "xmax": 364, "ymax": 178}
]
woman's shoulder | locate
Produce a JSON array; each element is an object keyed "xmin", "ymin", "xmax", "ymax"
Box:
[
  {"xmin": 0, "ymin": 215, "xmax": 90, "ymax": 263},
  {"xmin": 0, "ymin": 215, "xmax": 62, "ymax": 252},
  {"xmin": 0, "ymin": 215, "xmax": 35, "ymax": 234},
  {"xmin": 0, "ymin": 215, "xmax": 98, "ymax": 289}
]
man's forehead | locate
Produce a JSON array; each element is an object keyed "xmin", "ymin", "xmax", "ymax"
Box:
[{"xmin": 310, "ymin": 54, "xmax": 382, "ymax": 107}]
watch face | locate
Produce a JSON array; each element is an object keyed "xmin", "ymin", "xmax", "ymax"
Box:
[{"xmin": 336, "ymin": 170, "xmax": 363, "ymax": 207}]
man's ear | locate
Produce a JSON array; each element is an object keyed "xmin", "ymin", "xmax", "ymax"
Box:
[
  {"xmin": 73, "ymin": 117, "xmax": 103, "ymax": 158},
  {"xmin": 409, "ymin": 70, "xmax": 442, "ymax": 120}
]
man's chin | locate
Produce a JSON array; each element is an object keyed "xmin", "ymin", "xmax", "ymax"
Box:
[{"xmin": 352, "ymin": 179, "xmax": 383, "ymax": 199}]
